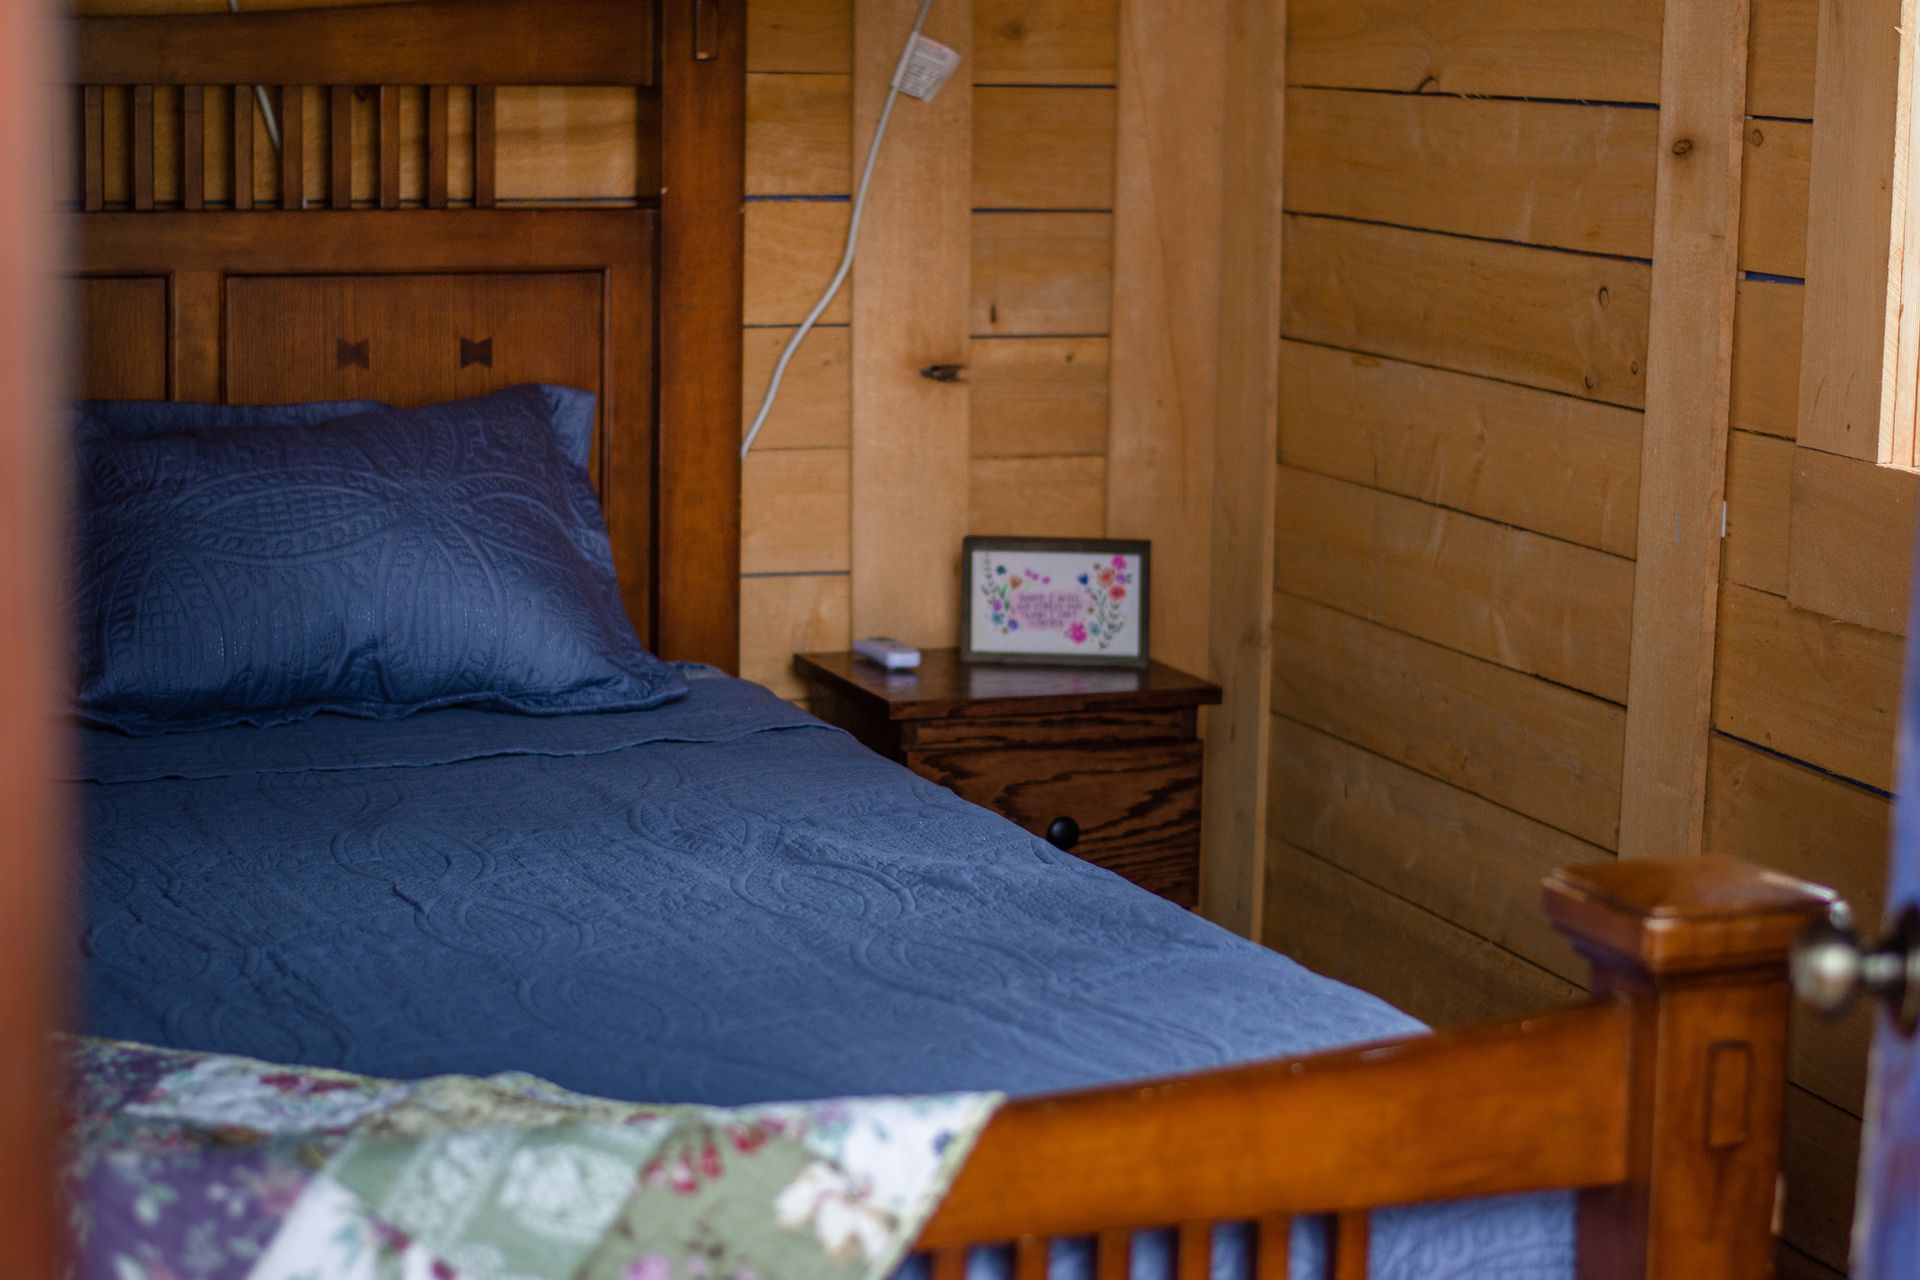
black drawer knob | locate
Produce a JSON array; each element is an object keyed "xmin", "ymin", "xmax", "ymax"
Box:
[{"xmin": 1045, "ymin": 816, "xmax": 1080, "ymax": 851}]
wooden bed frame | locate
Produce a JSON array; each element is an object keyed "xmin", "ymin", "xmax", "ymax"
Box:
[
  {"xmin": 67, "ymin": 0, "xmax": 742, "ymax": 671},
  {"xmin": 63, "ymin": 4, "xmax": 1834, "ymax": 1277}
]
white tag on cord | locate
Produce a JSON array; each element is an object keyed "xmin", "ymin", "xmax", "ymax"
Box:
[{"xmin": 893, "ymin": 34, "xmax": 961, "ymax": 101}]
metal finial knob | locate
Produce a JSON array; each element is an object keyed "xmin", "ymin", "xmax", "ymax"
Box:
[
  {"xmin": 1792, "ymin": 901, "xmax": 1920, "ymax": 1034},
  {"xmin": 1793, "ymin": 904, "xmax": 1865, "ymax": 1013}
]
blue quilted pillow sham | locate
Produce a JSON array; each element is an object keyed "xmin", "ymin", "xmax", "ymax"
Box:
[
  {"xmin": 75, "ymin": 385, "xmax": 685, "ymax": 733},
  {"xmin": 534, "ymin": 384, "xmax": 598, "ymax": 471}
]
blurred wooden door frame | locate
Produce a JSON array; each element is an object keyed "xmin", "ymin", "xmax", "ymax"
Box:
[
  {"xmin": 0, "ymin": 0, "xmax": 69, "ymax": 1271},
  {"xmin": 1859, "ymin": 569, "xmax": 1920, "ymax": 1273}
]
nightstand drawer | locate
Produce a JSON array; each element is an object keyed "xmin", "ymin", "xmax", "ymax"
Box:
[
  {"xmin": 902, "ymin": 708, "xmax": 1194, "ymax": 751},
  {"xmin": 902, "ymin": 740, "xmax": 1203, "ymax": 905}
]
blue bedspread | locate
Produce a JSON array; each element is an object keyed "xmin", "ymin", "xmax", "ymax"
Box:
[{"xmin": 76, "ymin": 669, "xmax": 1571, "ymax": 1279}]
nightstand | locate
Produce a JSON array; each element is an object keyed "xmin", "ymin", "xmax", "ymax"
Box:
[{"xmin": 793, "ymin": 649, "xmax": 1222, "ymax": 906}]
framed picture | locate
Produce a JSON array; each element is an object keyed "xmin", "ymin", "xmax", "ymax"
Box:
[{"xmin": 961, "ymin": 536, "xmax": 1150, "ymax": 668}]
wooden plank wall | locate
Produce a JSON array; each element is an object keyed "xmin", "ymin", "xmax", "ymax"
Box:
[
  {"xmin": 1270, "ymin": 0, "xmax": 1661, "ymax": 1051},
  {"xmin": 744, "ymin": 0, "xmax": 1121, "ymax": 704},
  {"xmin": 1270, "ymin": 2, "xmax": 1886, "ymax": 1273}
]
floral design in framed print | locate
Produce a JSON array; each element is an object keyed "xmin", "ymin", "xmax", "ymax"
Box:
[{"xmin": 961, "ymin": 536, "xmax": 1149, "ymax": 668}]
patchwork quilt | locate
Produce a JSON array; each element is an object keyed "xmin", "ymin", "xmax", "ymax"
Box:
[{"xmin": 61, "ymin": 1036, "xmax": 996, "ymax": 1280}]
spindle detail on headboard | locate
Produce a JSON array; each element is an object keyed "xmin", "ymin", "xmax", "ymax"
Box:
[
  {"xmin": 64, "ymin": 0, "xmax": 743, "ymax": 671},
  {"xmin": 73, "ymin": 79, "xmax": 529, "ymax": 213}
]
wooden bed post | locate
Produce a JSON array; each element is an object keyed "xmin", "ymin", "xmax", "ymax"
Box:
[
  {"xmin": 657, "ymin": 0, "xmax": 744, "ymax": 672},
  {"xmin": 1543, "ymin": 858, "xmax": 1832, "ymax": 1280}
]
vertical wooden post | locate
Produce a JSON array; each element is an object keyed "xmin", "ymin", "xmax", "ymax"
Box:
[
  {"xmin": 426, "ymin": 85, "xmax": 449, "ymax": 210},
  {"xmin": 181, "ymin": 84, "xmax": 203, "ymax": 210},
  {"xmin": 231, "ymin": 85, "xmax": 252, "ymax": 211},
  {"xmin": 1616, "ymin": 0, "xmax": 1751, "ymax": 860},
  {"xmin": 81, "ymin": 85, "xmax": 102, "ymax": 211},
  {"xmin": 279, "ymin": 85, "xmax": 303, "ymax": 209},
  {"xmin": 1105, "ymin": 0, "xmax": 1225, "ymax": 679},
  {"xmin": 0, "ymin": 0, "xmax": 68, "ymax": 1266},
  {"xmin": 1253, "ymin": 1215, "xmax": 1290, "ymax": 1278},
  {"xmin": 849, "ymin": 0, "xmax": 971, "ymax": 650},
  {"xmin": 1328, "ymin": 1213, "xmax": 1368, "ymax": 1280},
  {"xmin": 1543, "ymin": 858, "xmax": 1832, "ymax": 1280},
  {"xmin": 328, "ymin": 84, "xmax": 351, "ymax": 209},
  {"xmin": 131, "ymin": 83, "xmax": 154, "ymax": 209},
  {"xmin": 1202, "ymin": 0, "xmax": 1284, "ymax": 936},
  {"xmin": 656, "ymin": 0, "xmax": 743, "ymax": 668},
  {"xmin": 377, "ymin": 85, "xmax": 398, "ymax": 210},
  {"xmin": 473, "ymin": 84, "xmax": 496, "ymax": 208},
  {"xmin": 1796, "ymin": 0, "xmax": 1920, "ymax": 464}
]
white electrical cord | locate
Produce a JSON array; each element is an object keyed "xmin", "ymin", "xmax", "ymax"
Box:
[
  {"xmin": 740, "ymin": 0, "xmax": 938, "ymax": 459},
  {"xmin": 226, "ymin": 0, "xmax": 284, "ymax": 155}
]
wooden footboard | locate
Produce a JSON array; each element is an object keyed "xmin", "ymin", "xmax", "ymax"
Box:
[{"xmin": 912, "ymin": 858, "xmax": 1832, "ymax": 1280}]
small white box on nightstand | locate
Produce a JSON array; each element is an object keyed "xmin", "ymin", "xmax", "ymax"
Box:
[{"xmin": 852, "ymin": 636, "xmax": 922, "ymax": 671}]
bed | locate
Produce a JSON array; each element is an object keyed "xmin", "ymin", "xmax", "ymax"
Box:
[
  {"xmin": 77, "ymin": 669, "xmax": 1561, "ymax": 1279},
  {"xmin": 64, "ymin": 4, "xmax": 1831, "ymax": 1279}
]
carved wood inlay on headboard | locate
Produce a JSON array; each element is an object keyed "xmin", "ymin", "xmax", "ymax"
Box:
[{"xmin": 225, "ymin": 274, "xmax": 602, "ymax": 425}]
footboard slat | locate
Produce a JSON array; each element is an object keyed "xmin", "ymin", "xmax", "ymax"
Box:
[
  {"xmin": 1330, "ymin": 1212, "xmax": 1368, "ymax": 1280},
  {"xmin": 1253, "ymin": 1214, "xmax": 1289, "ymax": 1278},
  {"xmin": 1013, "ymin": 1235, "xmax": 1048, "ymax": 1280},
  {"xmin": 1094, "ymin": 1229, "xmax": 1129, "ymax": 1280},
  {"xmin": 1175, "ymin": 1221, "xmax": 1210, "ymax": 1280}
]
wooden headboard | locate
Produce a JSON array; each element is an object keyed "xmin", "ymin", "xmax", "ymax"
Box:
[{"xmin": 64, "ymin": 0, "xmax": 743, "ymax": 671}]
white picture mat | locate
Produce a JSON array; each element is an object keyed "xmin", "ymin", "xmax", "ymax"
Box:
[{"xmin": 967, "ymin": 547, "xmax": 1143, "ymax": 659}]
